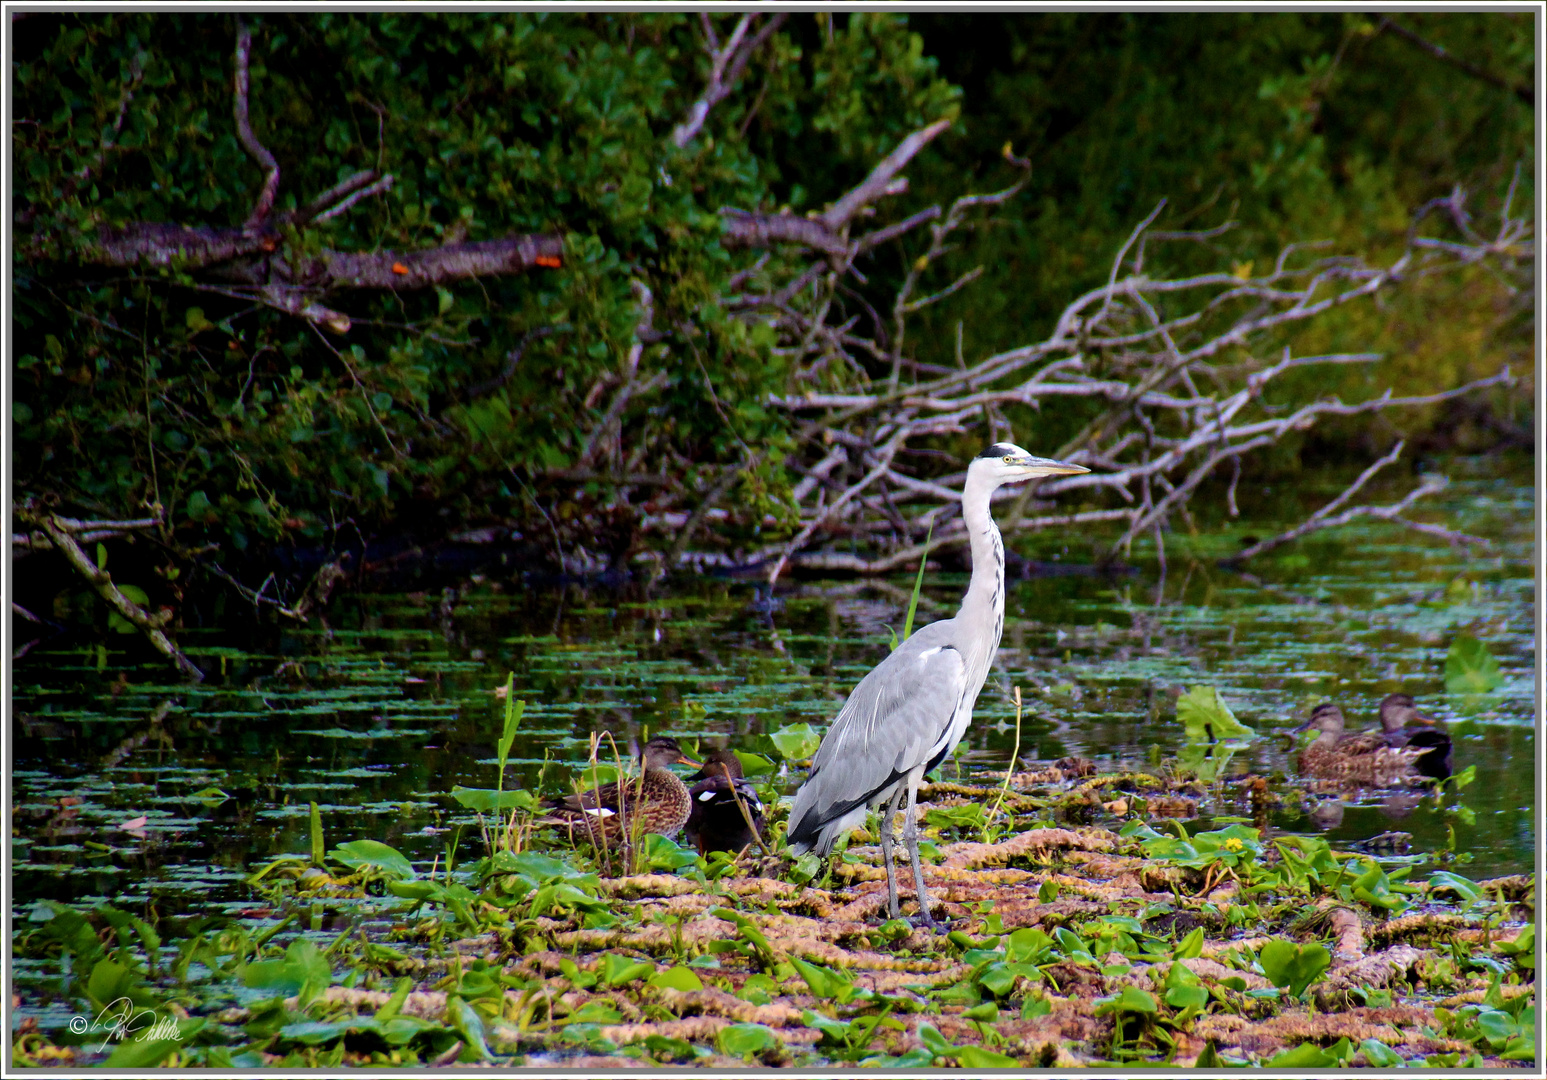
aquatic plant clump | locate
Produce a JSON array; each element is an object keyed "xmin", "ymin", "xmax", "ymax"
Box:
[{"xmin": 12, "ymin": 768, "xmax": 1534, "ymax": 1069}]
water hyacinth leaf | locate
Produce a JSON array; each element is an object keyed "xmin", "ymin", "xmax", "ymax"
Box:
[
  {"xmin": 647, "ymin": 966, "xmax": 703, "ymax": 992},
  {"xmin": 641, "ymin": 1033, "xmax": 697, "ymax": 1060},
  {"xmin": 600, "ymin": 952, "xmax": 655, "ymax": 987},
  {"xmin": 446, "ymin": 993, "xmax": 492, "ymax": 1061},
  {"xmin": 1096, "ymin": 986, "xmax": 1157, "ymax": 1015},
  {"xmin": 330, "ymin": 839, "xmax": 415, "ymax": 880},
  {"xmin": 1360, "ymin": 1038, "xmax": 1403, "ymax": 1067},
  {"xmin": 962, "ymin": 1001, "xmax": 999, "ymax": 1022},
  {"xmin": 1037, "ymin": 879, "xmax": 1060, "ymax": 903},
  {"xmin": 1166, "ymin": 984, "xmax": 1210, "ymax": 1010},
  {"xmin": 768, "ymin": 723, "xmax": 820, "ymax": 763},
  {"xmin": 1257, "ymin": 939, "xmax": 1331, "ymax": 998},
  {"xmin": 955, "ymin": 1045, "xmax": 1019, "ymax": 1067},
  {"xmin": 1175, "ymin": 685, "xmax": 1256, "ymax": 742},
  {"xmin": 732, "ymin": 749, "xmax": 775, "ymax": 777},
  {"xmin": 1445, "ymin": 633, "xmax": 1503, "ymax": 693},
  {"xmin": 101, "ymin": 1018, "xmax": 205, "ymax": 1067},
  {"xmin": 639, "ymin": 833, "xmax": 699, "ymax": 872},
  {"xmin": 1174, "ymin": 927, "xmax": 1204, "ymax": 959},
  {"xmin": 716, "ymin": 1022, "xmax": 779, "ymax": 1058},
  {"xmin": 791, "ymin": 956, "xmax": 851, "ymax": 1001},
  {"xmin": 1428, "ymin": 870, "xmax": 1482, "ymax": 906},
  {"xmin": 451, "ymin": 786, "xmax": 536, "ymax": 812},
  {"xmin": 1266, "ymin": 1041, "xmax": 1337, "ymax": 1067},
  {"xmin": 241, "ymin": 938, "xmax": 331, "ymax": 1001},
  {"xmin": 916, "ymin": 1022, "xmax": 956, "ymax": 1056}
]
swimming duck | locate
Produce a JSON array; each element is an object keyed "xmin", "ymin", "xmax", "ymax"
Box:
[
  {"xmin": 537, "ymin": 736, "xmax": 700, "ymax": 845},
  {"xmin": 1292, "ymin": 703, "xmax": 1426, "ymax": 786},
  {"xmin": 684, "ymin": 749, "xmax": 767, "ymax": 855},
  {"xmin": 1374, "ymin": 693, "xmax": 1452, "ymax": 781}
]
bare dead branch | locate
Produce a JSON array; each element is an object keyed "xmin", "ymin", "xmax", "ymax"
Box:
[
  {"xmin": 1376, "ymin": 16, "xmax": 1533, "ymax": 106},
  {"xmin": 820, "ymin": 118, "xmax": 951, "ymax": 231},
  {"xmin": 23, "ymin": 511, "xmax": 203, "ymax": 681},
  {"xmin": 233, "ymin": 19, "xmax": 280, "ymax": 228},
  {"xmin": 720, "ymin": 210, "xmax": 849, "ymax": 256},
  {"xmin": 672, "ymin": 14, "xmax": 786, "ymax": 149}
]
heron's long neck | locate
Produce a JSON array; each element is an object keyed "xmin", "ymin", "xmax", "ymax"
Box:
[{"xmin": 956, "ymin": 469, "xmax": 1005, "ymax": 666}]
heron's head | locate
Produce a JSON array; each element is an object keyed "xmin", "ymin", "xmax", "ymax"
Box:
[
  {"xmin": 1377, "ymin": 693, "xmax": 1434, "ymax": 732},
  {"xmin": 1291, "ymin": 702, "xmax": 1345, "ymax": 738},
  {"xmin": 971, "ymin": 442, "xmax": 1089, "ymax": 486}
]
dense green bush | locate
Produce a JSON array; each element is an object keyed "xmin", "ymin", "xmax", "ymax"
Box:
[{"xmin": 12, "ymin": 12, "xmax": 1531, "ymax": 580}]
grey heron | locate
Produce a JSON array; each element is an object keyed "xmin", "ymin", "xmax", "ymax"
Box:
[{"xmin": 786, "ymin": 442, "xmax": 1089, "ymax": 928}]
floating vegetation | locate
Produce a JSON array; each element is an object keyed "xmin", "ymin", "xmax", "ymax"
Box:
[{"xmin": 11, "ymin": 757, "xmax": 1536, "ymax": 1068}]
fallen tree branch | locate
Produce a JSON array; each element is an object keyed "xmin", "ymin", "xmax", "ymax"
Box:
[
  {"xmin": 1225, "ymin": 443, "xmax": 1489, "ymax": 563},
  {"xmin": 24, "ymin": 511, "xmax": 204, "ymax": 681}
]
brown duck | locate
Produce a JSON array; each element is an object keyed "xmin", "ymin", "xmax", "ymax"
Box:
[
  {"xmin": 684, "ymin": 750, "xmax": 767, "ymax": 856},
  {"xmin": 1374, "ymin": 693, "xmax": 1452, "ymax": 781},
  {"xmin": 1292, "ymin": 703, "xmax": 1425, "ymax": 785},
  {"xmin": 537, "ymin": 736, "xmax": 700, "ymax": 845}
]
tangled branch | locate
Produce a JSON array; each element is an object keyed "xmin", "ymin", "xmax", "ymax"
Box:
[{"xmin": 721, "ymin": 181, "xmax": 1526, "ymax": 575}]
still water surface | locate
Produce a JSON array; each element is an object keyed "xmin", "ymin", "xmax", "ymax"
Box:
[{"xmin": 12, "ymin": 454, "xmax": 1536, "ymax": 929}]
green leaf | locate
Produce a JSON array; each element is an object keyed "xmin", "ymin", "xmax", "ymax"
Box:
[
  {"xmin": 450, "ymin": 786, "xmax": 536, "ymax": 812},
  {"xmin": 1176, "ymin": 685, "xmax": 1256, "ymax": 741},
  {"xmin": 436, "ymin": 286, "xmax": 455, "ymax": 315},
  {"xmin": 647, "ymin": 965, "xmax": 703, "ymax": 992},
  {"xmin": 1265, "ymin": 1041, "xmax": 1336, "ymax": 1067},
  {"xmin": 446, "ymin": 993, "xmax": 492, "ymax": 1060},
  {"xmin": 330, "ymin": 839, "xmax": 415, "ymax": 880},
  {"xmin": 768, "ymin": 722, "xmax": 820, "ymax": 763},
  {"xmin": 101, "ymin": 1018, "xmax": 205, "ymax": 1067},
  {"xmin": 1359, "ymin": 1038, "xmax": 1403, "ymax": 1067},
  {"xmin": 1173, "ymin": 926, "xmax": 1204, "ymax": 959},
  {"xmin": 716, "ymin": 1022, "xmax": 779, "ymax": 1058},
  {"xmin": 1445, "ymin": 633, "xmax": 1503, "ymax": 693},
  {"xmin": 900, "ymin": 520, "xmax": 933, "ymax": 644},
  {"xmin": 600, "ymin": 952, "xmax": 655, "ymax": 987},
  {"xmin": 731, "ymin": 750, "xmax": 775, "ymax": 777},
  {"xmin": 916, "ymin": 1022, "xmax": 955, "ymax": 1056},
  {"xmin": 1257, "ymin": 939, "xmax": 1331, "ymax": 998},
  {"xmin": 1428, "ymin": 870, "xmax": 1481, "ymax": 906},
  {"xmin": 955, "ymin": 1045, "xmax": 1019, "ymax": 1067},
  {"xmin": 1037, "ymin": 879, "xmax": 1060, "ymax": 904}
]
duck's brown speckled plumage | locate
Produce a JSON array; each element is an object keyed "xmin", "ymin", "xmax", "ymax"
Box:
[
  {"xmin": 538, "ymin": 736, "xmax": 699, "ymax": 845},
  {"xmin": 1294, "ymin": 703, "xmax": 1425, "ymax": 785}
]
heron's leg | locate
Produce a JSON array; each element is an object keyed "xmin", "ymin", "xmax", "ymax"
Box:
[
  {"xmin": 879, "ymin": 786, "xmax": 907, "ymax": 920},
  {"xmin": 901, "ymin": 771, "xmax": 943, "ymax": 930}
]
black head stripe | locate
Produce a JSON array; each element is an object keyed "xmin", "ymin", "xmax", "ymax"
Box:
[{"xmin": 976, "ymin": 442, "xmax": 1019, "ymax": 460}]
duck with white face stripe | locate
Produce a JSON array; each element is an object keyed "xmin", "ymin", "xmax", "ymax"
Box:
[{"xmin": 785, "ymin": 442, "xmax": 1089, "ymax": 929}]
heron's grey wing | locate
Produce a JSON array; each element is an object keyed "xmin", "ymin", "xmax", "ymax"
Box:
[{"xmin": 789, "ymin": 630, "xmax": 967, "ymax": 840}]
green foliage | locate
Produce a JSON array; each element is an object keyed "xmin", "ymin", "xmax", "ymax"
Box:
[
  {"xmin": 1256, "ymin": 939, "xmax": 1331, "ymax": 998},
  {"xmin": 12, "ymin": 12, "xmax": 954, "ymax": 559},
  {"xmin": 1445, "ymin": 633, "xmax": 1504, "ymax": 693},
  {"xmin": 1175, "ymin": 685, "xmax": 1257, "ymax": 742}
]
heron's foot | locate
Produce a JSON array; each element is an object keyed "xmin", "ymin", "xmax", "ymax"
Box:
[{"xmin": 911, "ymin": 897, "xmax": 948, "ymax": 932}]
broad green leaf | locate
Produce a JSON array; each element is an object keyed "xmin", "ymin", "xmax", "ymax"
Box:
[
  {"xmin": 955, "ymin": 1045, "xmax": 1019, "ymax": 1067},
  {"xmin": 1257, "ymin": 939, "xmax": 1331, "ymax": 997},
  {"xmin": 1445, "ymin": 633, "xmax": 1502, "ymax": 693},
  {"xmin": 600, "ymin": 952, "xmax": 655, "ymax": 987},
  {"xmin": 716, "ymin": 1022, "xmax": 779, "ymax": 1058},
  {"xmin": 768, "ymin": 722, "xmax": 820, "ymax": 763},
  {"xmin": 1265, "ymin": 1041, "xmax": 1336, "ymax": 1067},
  {"xmin": 1359, "ymin": 1038, "xmax": 1403, "ymax": 1067},
  {"xmin": 647, "ymin": 966, "xmax": 703, "ymax": 992},
  {"xmin": 330, "ymin": 839, "xmax": 415, "ymax": 880},
  {"xmin": 1176, "ymin": 685, "xmax": 1256, "ymax": 741}
]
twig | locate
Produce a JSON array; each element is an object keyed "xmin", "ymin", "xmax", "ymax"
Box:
[
  {"xmin": 1376, "ymin": 16, "xmax": 1534, "ymax": 106},
  {"xmin": 821, "ymin": 118, "xmax": 951, "ymax": 231},
  {"xmin": 233, "ymin": 19, "xmax": 281, "ymax": 228},
  {"xmin": 28, "ymin": 513, "xmax": 203, "ymax": 681}
]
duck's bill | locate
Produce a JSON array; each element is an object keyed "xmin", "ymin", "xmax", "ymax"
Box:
[{"xmin": 1289, "ymin": 718, "xmax": 1314, "ymax": 734}]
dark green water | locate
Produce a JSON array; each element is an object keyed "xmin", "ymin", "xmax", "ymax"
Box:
[{"xmin": 11, "ymin": 453, "xmax": 1536, "ymax": 931}]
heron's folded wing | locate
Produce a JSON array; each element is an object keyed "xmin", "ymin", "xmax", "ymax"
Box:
[{"xmin": 803, "ymin": 637, "xmax": 968, "ymax": 815}]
